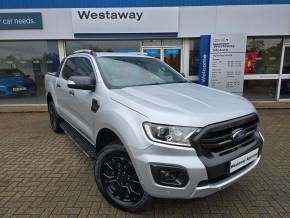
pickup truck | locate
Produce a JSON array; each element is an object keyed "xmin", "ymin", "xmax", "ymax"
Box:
[{"xmin": 45, "ymin": 50, "xmax": 263, "ymax": 212}]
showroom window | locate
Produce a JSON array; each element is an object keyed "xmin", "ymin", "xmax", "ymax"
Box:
[
  {"xmin": 243, "ymin": 80, "xmax": 278, "ymax": 101},
  {"xmin": 245, "ymin": 37, "xmax": 283, "ymax": 75},
  {"xmin": 189, "ymin": 38, "xmax": 200, "ymax": 77},
  {"xmin": 0, "ymin": 41, "xmax": 60, "ymax": 105},
  {"xmin": 65, "ymin": 40, "xmax": 141, "ymax": 54},
  {"xmin": 243, "ymin": 37, "xmax": 283, "ymax": 101}
]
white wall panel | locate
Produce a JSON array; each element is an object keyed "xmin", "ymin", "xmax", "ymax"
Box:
[
  {"xmin": 178, "ymin": 6, "xmax": 217, "ymax": 37},
  {"xmin": 178, "ymin": 4, "xmax": 290, "ymax": 37},
  {"xmin": 0, "ymin": 5, "xmax": 289, "ymax": 40},
  {"xmin": 216, "ymin": 5, "xmax": 290, "ymax": 35}
]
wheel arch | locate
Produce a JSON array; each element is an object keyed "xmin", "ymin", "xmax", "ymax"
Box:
[
  {"xmin": 95, "ymin": 128, "xmax": 123, "ymax": 154},
  {"xmin": 47, "ymin": 92, "xmax": 53, "ymax": 103}
]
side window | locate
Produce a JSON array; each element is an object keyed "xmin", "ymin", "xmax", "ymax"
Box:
[
  {"xmin": 62, "ymin": 58, "xmax": 76, "ymax": 80},
  {"xmin": 74, "ymin": 57, "xmax": 95, "ymax": 78},
  {"xmin": 62, "ymin": 57, "xmax": 95, "ymax": 80}
]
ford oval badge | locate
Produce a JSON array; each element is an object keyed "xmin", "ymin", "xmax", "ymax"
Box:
[{"xmin": 231, "ymin": 128, "xmax": 247, "ymax": 142}]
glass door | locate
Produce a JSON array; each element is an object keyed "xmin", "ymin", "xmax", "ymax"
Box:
[
  {"xmin": 278, "ymin": 45, "xmax": 290, "ymax": 100},
  {"xmin": 141, "ymin": 47, "xmax": 182, "ymax": 73},
  {"xmin": 163, "ymin": 48, "xmax": 181, "ymax": 72}
]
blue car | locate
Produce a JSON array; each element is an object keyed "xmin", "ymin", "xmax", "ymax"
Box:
[{"xmin": 0, "ymin": 69, "xmax": 37, "ymax": 97}]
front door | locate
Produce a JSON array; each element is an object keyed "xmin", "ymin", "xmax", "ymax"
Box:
[
  {"xmin": 68, "ymin": 56, "xmax": 97, "ymax": 142},
  {"xmin": 278, "ymin": 45, "xmax": 290, "ymax": 101},
  {"xmin": 142, "ymin": 47, "xmax": 182, "ymax": 73}
]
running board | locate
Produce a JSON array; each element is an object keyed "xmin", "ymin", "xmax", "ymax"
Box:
[{"xmin": 60, "ymin": 121, "xmax": 96, "ymax": 160}]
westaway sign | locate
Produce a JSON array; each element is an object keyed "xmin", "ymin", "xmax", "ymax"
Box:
[
  {"xmin": 77, "ymin": 10, "xmax": 143, "ymax": 21},
  {"xmin": 71, "ymin": 8, "xmax": 178, "ymax": 35}
]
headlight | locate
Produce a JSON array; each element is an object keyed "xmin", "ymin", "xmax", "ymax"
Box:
[{"xmin": 143, "ymin": 122, "xmax": 201, "ymax": 147}]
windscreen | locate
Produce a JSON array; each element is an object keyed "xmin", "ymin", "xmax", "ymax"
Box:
[
  {"xmin": 96, "ymin": 56, "xmax": 187, "ymax": 88},
  {"xmin": 0, "ymin": 69, "xmax": 24, "ymax": 78}
]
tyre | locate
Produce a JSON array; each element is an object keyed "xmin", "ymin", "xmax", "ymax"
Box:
[
  {"xmin": 48, "ymin": 101, "xmax": 63, "ymax": 133},
  {"xmin": 95, "ymin": 143, "xmax": 152, "ymax": 212}
]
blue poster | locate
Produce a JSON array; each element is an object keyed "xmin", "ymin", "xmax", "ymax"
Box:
[
  {"xmin": 198, "ymin": 35, "xmax": 211, "ymax": 86},
  {"xmin": 0, "ymin": 13, "xmax": 42, "ymax": 30}
]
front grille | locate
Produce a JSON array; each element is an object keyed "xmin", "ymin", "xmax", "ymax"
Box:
[{"xmin": 194, "ymin": 114, "xmax": 259, "ymax": 157}]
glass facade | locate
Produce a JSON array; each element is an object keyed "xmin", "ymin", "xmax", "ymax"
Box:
[
  {"xmin": 245, "ymin": 37, "xmax": 283, "ymax": 75},
  {"xmin": 0, "ymin": 36, "xmax": 289, "ymax": 105},
  {"xmin": 243, "ymin": 80, "xmax": 278, "ymax": 101},
  {"xmin": 189, "ymin": 38, "xmax": 200, "ymax": 76},
  {"xmin": 243, "ymin": 37, "xmax": 283, "ymax": 101},
  {"xmin": 0, "ymin": 41, "xmax": 60, "ymax": 105}
]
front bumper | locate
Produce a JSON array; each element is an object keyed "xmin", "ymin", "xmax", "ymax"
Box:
[{"xmin": 131, "ymin": 131, "xmax": 263, "ymax": 199}]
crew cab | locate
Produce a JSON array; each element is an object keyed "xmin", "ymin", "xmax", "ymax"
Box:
[{"xmin": 45, "ymin": 50, "xmax": 263, "ymax": 212}]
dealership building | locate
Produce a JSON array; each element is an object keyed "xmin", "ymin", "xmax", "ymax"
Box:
[{"xmin": 0, "ymin": 0, "xmax": 290, "ymax": 106}]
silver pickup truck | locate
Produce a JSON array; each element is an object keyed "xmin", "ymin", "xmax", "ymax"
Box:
[{"xmin": 45, "ymin": 50, "xmax": 263, "ymax": 212}]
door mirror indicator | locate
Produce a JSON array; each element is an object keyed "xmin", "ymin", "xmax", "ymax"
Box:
[{"xmin": 67, "ymin": 75, "xmax": 96, "ymax": 91}]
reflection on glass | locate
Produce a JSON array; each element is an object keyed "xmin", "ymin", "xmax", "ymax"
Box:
[
  {"xmin": 164, "ymin": 49, "xmax": 181, "ymax": 72},
  {"xmin": 189, "ymin": 38, "xmax": 200, "ymax": 76},
  {"xmin": 245, "ymin": 37, "xmax": 283, "ymax": 74},
  {"xmin": 143, "ymin": 49, "xmax": 161, "ymax": 59},
  {"xmin": 279, "ymin": 47, "xmax": 290, "ymax": 99},
  {"xmin": 243, "ymin": 80, "xmax": 278, "ymax": 101},
  {"xmin": 66, "ymin": 40, "xmax": 140, "ymax": 54},
  {"xmin": 0, "ymin": 41, "xmax": 60, "ymax": 105},
  {"xmin": 280, "ymin": 79, "xmax": 290, "ymax": 99},
  {"xmin": 282, "ymin": 47, "xmax": 290, "ymax": 75}
]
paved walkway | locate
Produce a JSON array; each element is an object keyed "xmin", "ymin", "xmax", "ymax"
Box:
[{"xmin": 0, "ymin": 110, "xmax": 289, "ymax": 217}]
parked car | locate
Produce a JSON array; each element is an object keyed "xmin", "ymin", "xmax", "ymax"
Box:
[
  {"xmin": 45, "ymin": 50, "xmax": 264, "ymax": 212},
  {"xmin": 0, "ymin": 69, "xmax": 37, "ymax": 97}
]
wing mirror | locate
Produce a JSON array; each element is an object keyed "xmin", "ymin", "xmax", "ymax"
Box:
[
  {"xmin": 180, "ymin": 72, "xmax": 186, "ymax": 78},
  {"xmin": 67, "ymin": 75, "xmax": 96, "ymax": 91}
]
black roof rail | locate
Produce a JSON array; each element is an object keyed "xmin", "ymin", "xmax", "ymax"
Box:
[{"xmin": 73, "ymin": 49, "xmax": 96, "ymax": 56}]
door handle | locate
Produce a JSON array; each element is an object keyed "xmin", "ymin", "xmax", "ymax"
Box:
[
  {"xmin": 69, "ymin": 90, "xmax": 74, "ymax": 96},
  {"xmin": 56, "ymin": 83, "xmax": 61, "ymax": 88}
]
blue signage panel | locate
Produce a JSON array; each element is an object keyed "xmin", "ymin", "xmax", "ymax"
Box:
[
  {"xmin": 164, "ymin": 49, "xmax": 181, "ymax": 55},
  {"xmin": 0, "ymin": 13, "xmax": 42, "ymax": 30},
  {"xmin": 143, "ymin": 49, "xmax": 161, "ymax": 55},
  {"xmin": 198, "ymin": 35, "xmax": 211, "ymax": 86}
]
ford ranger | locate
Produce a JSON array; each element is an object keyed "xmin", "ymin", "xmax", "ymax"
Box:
[{"xmin": 45, "ymin": 50, "xmax": 263, "ymax": 212}]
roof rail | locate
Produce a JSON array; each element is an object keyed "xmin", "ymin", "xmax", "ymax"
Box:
[{"xmin": 73, "ymin": 49, "xmax": 96, "ymax": 56}]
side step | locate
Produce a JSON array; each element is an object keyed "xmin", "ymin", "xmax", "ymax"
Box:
[{"xmin": 60, "ymin": 121, "xmax": 96, "ymax": 160}]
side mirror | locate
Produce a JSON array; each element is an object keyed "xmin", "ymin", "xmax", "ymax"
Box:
[
  {"xmin": 67, "ymin": 75, "xmax": 96, "ymax": 91},
  {"xmin": 24, "ymin": 75, "xmax": 30, "ymax": 78},
  {"xmin": 47, "ymin": 72, "xmax": 57, "ymax": 76},
  {"xmin": 180, "ymin": 72, "xmax": 186, "ymax": 78}
]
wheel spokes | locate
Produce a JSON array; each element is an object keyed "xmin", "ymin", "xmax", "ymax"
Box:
[{"xmin": 101, "ymin": 155, "xmax": 143, "ymax": 203}]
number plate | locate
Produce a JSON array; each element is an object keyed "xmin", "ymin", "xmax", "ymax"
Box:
[
  {"xmin": 229, "ymin": 148, "xmax": 259, "ymax": 173},
  {"xmin": 13, "ymin": 87, "xmax": 27, "ymax": 92}
]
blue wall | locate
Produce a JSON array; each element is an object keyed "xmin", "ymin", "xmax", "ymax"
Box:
[{"xmin": 0, "ymin": 0, "xmax": 290, "ymax": 9}]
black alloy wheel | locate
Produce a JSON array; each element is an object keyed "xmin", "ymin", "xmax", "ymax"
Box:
[{"xmin": 95, "ymin": 143, "xmax": 152, "ymax": 212}]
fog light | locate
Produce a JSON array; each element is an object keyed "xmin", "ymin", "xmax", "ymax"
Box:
[{"xmin": 150, "ymin": 164, "xmax": 189, "ymax": 187}]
